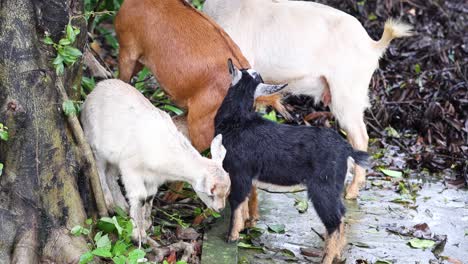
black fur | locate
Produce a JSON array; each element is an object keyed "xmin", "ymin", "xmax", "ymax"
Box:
[{"xmin": 214, "ymin": 66, "xmax": 370, "ymax": 237}]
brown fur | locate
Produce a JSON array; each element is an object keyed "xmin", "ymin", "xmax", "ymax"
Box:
[
  {"xmin": 117, "ymin": 0, "xmax": 251, "ymax": 150},
  {"xmin": 322, "ymin": 218, "xmax": 346, "ymax": 264},
  {"xmin": 115, "ymin": 0, "xmax": 285, "ymax": 220},
  {"xmin": 228, "ymin": 198, "xmax": 249, "ymax": 242}
]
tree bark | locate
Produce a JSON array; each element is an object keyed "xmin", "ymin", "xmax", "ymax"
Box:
[{"xmin": 0, "ymin": 0, "xmax": 99, "ymax": 262}]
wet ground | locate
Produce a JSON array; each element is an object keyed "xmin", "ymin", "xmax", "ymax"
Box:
[{"xmin": 236, "ymin": 175, "xmax": 468, "ymax": 264}]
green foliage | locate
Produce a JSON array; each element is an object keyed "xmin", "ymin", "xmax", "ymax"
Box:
[
  {"xmin": 191, "ymin": 0, "xmax": 204, "ymax": 10},
  {"xmin": 194, "ymin": 207, "xmax": 221, "ymax": 219},
  {"xmin": 72, "ymin": 211, "xmax": 148, "ymax": 264},
  {"xmin": 0, "ymin": 123, "xmax": 9, "ymax": 141},
  {"xmin": 407, "ymin": 238, "xmax": 435, "ymax": 249},
  {"xmin": 379, "ymin": 168, "xmax": 403, "ymax": 178},
  {"xmin": 294, "ymin": 197, "xmax": 308, "ymax": 214},
  {"xmin": 44, "ymin": 24, "xmax": 82, "ymax": 75},
  {"xmin": 62, "ymin": 100, "xmax": 80, "ymax": 116},
  {"xmin": 267, "ymin": 223, "xmax": 286, "ymax": 234},
  {"xmin": 0, "ymin": 123, "xmax": 8, "ymax": 177}
]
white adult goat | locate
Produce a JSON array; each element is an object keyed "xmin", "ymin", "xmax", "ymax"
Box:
[
  {"xmin": 203, "ymin": 0, "xmax": 412, "ymax": 199},
  {"xmin": 81, "ymin": 79, "xmax": 231, "ymax": 246}
]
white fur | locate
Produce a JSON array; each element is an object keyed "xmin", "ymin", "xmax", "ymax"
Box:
[
  {"xmin": 81, "ymin": 79, "xmax": 230, "ymax": 244},
  {"xmin": 203, "ymin": 0, "xmax": 412, "ymax": 144}
]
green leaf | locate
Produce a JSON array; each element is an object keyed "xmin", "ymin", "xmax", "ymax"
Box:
[
  {"xmin": 414, "ymin": 64, "xmax": 421, "ymax": 74},
  {"xmin": 211, "ymin": 211, "xmax": 221, "ymax": 218},
  {"xmin": 43, "ymin": 36, "xmax": 54, "ymax": 45},
  {"xmin": 52, "ymin": 54, "xmax": 63, "ymax": 65},
  {"xmin": 112, "ymin": 255, "xmax": 126, "ymax": 264},
  {"xmin": 176, "ymin": 261, "xmax": 188, "ymax": 264},
  {"xmin": 267, "ymin": 224, "xmax": 285, "ymax": 234},
  {"xmin": 0, "ymin": 163, "xmax": 3, "ymax": 177},
  {"xmin": 95, "ymin": 234, "xmax": 112, "ymax": 250},
  {"xmin": 0, "ymin": 130, "xmax": 9, "ymax": 141},
  {"xmin": 70, "ymin": 225, "xmax": 83, "ymax": 236},
  {"xmin": 62, "ymin": 100, "xmax": 77, "ymax": 116},
  {"xmin": 294, "ymin": 198, "xmax": 308, "ymax": 214},
  {"xmin": 112, "ymin": 240, "xmax": 128, "ymax": 256},
  {"xmin": 262, "ymin": 110, "xmax": 278, "ymax": 122},
  {"xmin": 408, "ymin": 238, "xmax": 435, "ymax": 249},
  {"xmin": 194, "ymin": 207, "xmax": 203, "ymax": 215},
  {"xmin": 379, "ymin": 168, "xmax": 403, "ymax": 178},
  {"xmin": 375, "ymin": 260, "xmax": 393, "ymax": 264},
  {"xmin": 390, "ymin": 197, "xmax": 414, "ymax": 204},
  {"xmin": 78, "ymin": 251, "xmax": 94, "ymax": 264},
  {"xmin": 66, "ymin": 24, "xmax": 76, "ymax": 43},
  {"xmin": 59, "ymin": 38, "xmax": 71, "ymax": 46},
  {"xmin": 368, "ymin": 13, "xmax": 378, "ymax": 21},
  {"xmin": 94, "ymin": 231, "xmax": 103, "ymax": 243},
  {"xmin": 114, "ymin": 206, "xmax": 128, "ymax": 218},
  {"xmin": 85, "ymin": 218, "xmax": 93, "ymax": 225},
  {"xmin": 52, "ymin": 55, "xmax": 64, "ymax": 66},
  {"xmin": 127, "ymin": 248, "xmax": 146, "ymax": 264},
  {"xmin": 91, "ymin": 247, "xmax": 112, "ymax": 258},
  {"xmin": 55, "ymin": 62, "xmax": 64, "ymax": 75},
  {"xmin": 237, "ymin": 242, "xmax": 264, "ymax": 250},
  {"xmin": 161, "ymin": 105, "xmax": 184, "ymax": 115},
  {"xmin": 109, "ymin": 216, "xmax": 123, "ymax": 236},
  {"xmin": 385, "ymin": 126, "xmax": 400, "ymax": 138},
  {"xmin": 280, "ymin": 248, "xmax": 295, "ymax": 257},
  {"xmin": 63, "ymin": 46, "xmax": 83, "ymax": 57}
]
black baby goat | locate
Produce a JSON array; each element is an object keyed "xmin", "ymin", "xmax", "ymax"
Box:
[{"xmin": 214, "ymin": 59, "xmax": 370, "ymax": 264}]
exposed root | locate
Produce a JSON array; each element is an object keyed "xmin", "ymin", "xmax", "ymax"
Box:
[
  {"xmin": 56, "ymin": 79, "xmax": 108, "ymax": 216},
  {"xmin": 42, "ymin": 228, "xmax": 88, "ymax": 263},
  {"xmin": 12, "ymin": 227, "xmax": 39, "ymax": 264},
  {"xmin": 83, "ymin": 47, "xmax": 112, "ymax": 79}
]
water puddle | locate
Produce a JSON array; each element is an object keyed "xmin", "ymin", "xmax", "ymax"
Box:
[{"xmin": 238, "ymin": 176, "xmax": 468, "ymax": 263}]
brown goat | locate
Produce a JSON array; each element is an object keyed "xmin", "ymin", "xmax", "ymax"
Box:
[{"xmin": 115, "ymin": 0, "xmax": 285, "ymax": 228}]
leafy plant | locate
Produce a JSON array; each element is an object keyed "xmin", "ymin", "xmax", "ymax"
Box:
[
  {"xmin": 0, "ymin": 123, "xmax": 9, "ymax": 141},
  {"xmin": 72, "ymin": 209, "xmax": 148, "ymax": 264},
  {"xmin": 44, "ymin": 23, "xmax": 82, "ymax": 75},
  {"xmin": 0, "ymin": 123, "xmax": 9, "ymax": 177},
  {"xmin": 194, "ymin": 207, "xmax": 221, "ymax": 219},
  {"xmin": 407, "ymin": 238, "xmax": 435, "ymax": 249},
  {"xmin": 267, "ymin": 223, "xmax": 286, "ymax": 234},
  {"xmin": 191, "ymin": 0, "xmax": 204, "ymax": 10}
]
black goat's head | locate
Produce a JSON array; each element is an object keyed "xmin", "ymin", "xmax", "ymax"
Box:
[{"xmin": 227, "ymin": 59, "xmax": 287, "ymax": 105}]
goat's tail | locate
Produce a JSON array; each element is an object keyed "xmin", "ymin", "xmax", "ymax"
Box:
[
  {"xmin": 350, "ymin": 150, "xmax": 371, "ymax": 169},
  {"xmin": 373, "ymin": 19, "xmax": 413, "ymax": 56}
]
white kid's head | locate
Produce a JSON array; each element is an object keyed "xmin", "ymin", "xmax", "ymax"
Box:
[{"xmin": 195, "ymin": 134, "xmax": 230, "ymax": 212}]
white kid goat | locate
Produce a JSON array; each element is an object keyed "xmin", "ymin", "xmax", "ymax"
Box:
[
  {"xmin": 81, "ymin": 79, "xmax": 231, "ymax": 246},
  {"xmin": 203, "ymin": 0, "xmax": 412, "ymax": 199}
]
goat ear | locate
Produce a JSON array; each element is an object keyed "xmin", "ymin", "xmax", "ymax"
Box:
[
  {"xmin": 254, "ymin": 83, "xmax": 288, "ymax": 99},
  {"xmin": 210, "ymin": 134, "xmax": 227, "ymax": 163},
  {"xmin": 227, "ymin": 59, "xmax": 241, "ymax": 86}
]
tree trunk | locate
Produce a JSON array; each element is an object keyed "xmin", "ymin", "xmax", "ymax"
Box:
[{"xmin": 0, "ymin": 0, "xmax": 100, "ymax": 262}]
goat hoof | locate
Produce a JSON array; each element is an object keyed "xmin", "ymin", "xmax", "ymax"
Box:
[
  {"xmin": 226, "ymin": 234, "xmax": 239, "ymax": 243},
  {"xmin": 345, "ymin": 185, "xmax": 359, "ymax": 200},
  {"xmin": 244, "ymin": 218, "xmax": 258, "ymax": 228}
]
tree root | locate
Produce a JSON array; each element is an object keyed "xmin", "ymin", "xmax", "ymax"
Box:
[
  {"xmin": 147, "ymin": 238, "xmax": 194, "ymax": 262},
  {"xmin": 42, "ymin": 228, "xmax": 88, "ymax": 264},
  {"xmin": 56, "ymin": 78, "xmax": 108, "ymax": 216},
  {"xmin": 83, "ymin": 47, "xmax": 112, "ymax": 79},
  {"xmin": 12, "ymin": 227, "xmax": 39, "ymax": 264}
]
